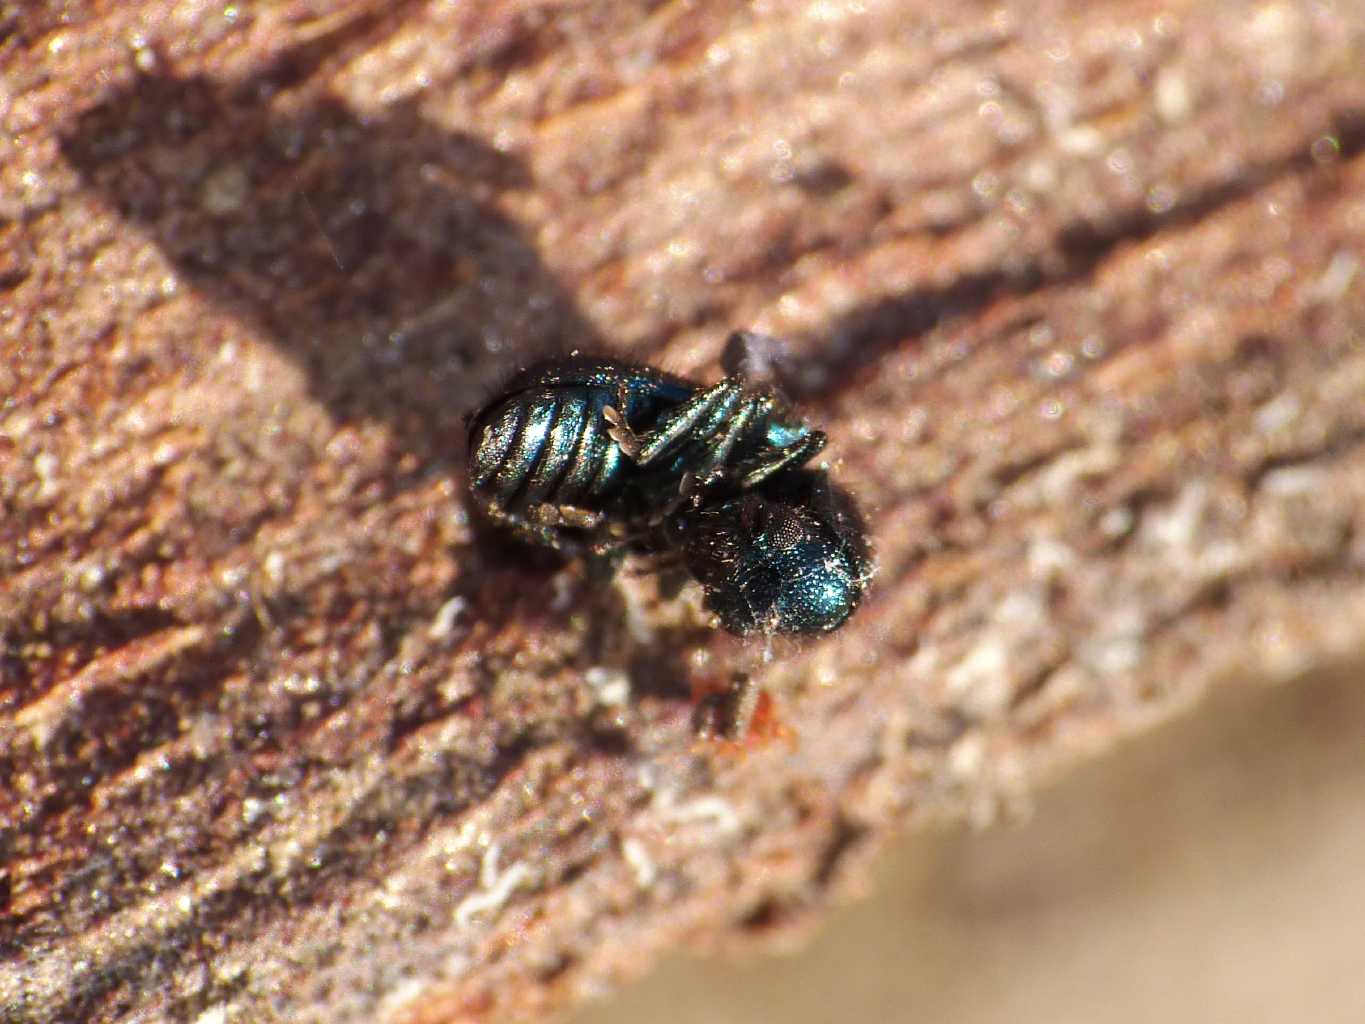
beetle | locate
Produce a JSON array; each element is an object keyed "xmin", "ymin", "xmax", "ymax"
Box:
[
  {"xmin": 677, "ymin": 470, "xmax": 872, "ymax": 739},
  {"xmin": 467, "ymin": 335, "xmax": 872, "ymax": 739},
  {"xmin": 667, "ymin": 469, "xmax": 870, "ymax": 637},
  {"xmin": 466, "ymin": 332, "xmax": 827, "ymax": 555}
]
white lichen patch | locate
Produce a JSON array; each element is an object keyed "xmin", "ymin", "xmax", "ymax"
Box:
[
  {"xmin": 427, "ymin": 595, "xmax": 468, "ymax": 640},
  {"xmin": 943, "ymin": 586, "xmax": 1052, "ymax": 719},
  {"xmin": 620, "ymin": 836, "xmax": 657, "ymax": 890},
  {"xmin": 585, "ymin": 665, "xmax": 631, "ymax": 707},
  {"xmin": 453, "ymin": 843, "xmax": 536, "ymax": 929}
]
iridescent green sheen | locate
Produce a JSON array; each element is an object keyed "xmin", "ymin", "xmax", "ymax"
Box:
[
  {"xmin": 465, "ymin": 334, "xmax": 869, "ymax": 637},
  {"xmin": 667, "ymin": 470, "xmax": 870, "ymax": 636}
]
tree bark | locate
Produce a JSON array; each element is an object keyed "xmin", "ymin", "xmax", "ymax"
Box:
[{"xmin": 1, "ymin": 1, "xmax": 1363, "ymax": 1021}]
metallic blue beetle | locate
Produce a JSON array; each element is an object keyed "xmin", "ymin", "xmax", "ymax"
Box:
[
  {"xmin": 667, "ymin": 469, "xmax": 868, "ymax": 637},
  {"xmin": 466, "ymin": 332, "xmax": 869, "ymax": 638},
  {"xmin": 467, "ymin": 334, "xmax": 826, "ymax": 551}
]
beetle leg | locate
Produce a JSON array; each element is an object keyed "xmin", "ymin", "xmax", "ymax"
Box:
[
  {"xmin": 501, "ymin": 502, "xmax": 612, "ymax": 555},
  {"xmin": 528, "ymin": 503, "xmax": 604, "ymax": 530},
  {"xmin": 687, "ymin": 399, "xmax": 757, "ymax": 489},
  {"xmin": 600, "ymin": 379, "xmax": 644, "ymax": 460},
  {"xmin": 601, "ymin": 403, "xmax": 642, "ymax": 459},
  {"xmin": 738, "ymin": 430, "xmax": 827, "ymax": 488},
  {"xmin": 610, "ymin": 379, "xmax": 742, "ymax": 467},
  {"xmin": 654, "ymin": 469, "xmax": 697, "ymax": 518}
]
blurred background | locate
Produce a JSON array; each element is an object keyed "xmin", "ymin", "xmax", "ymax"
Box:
[{"xmin": 569, "ymin": 661, "xmax": 1365, "ymax": 1024}]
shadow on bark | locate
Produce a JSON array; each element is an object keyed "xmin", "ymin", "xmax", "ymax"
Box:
[{"xmin": 60, "ymin": 31, "xmax": 603, "ymax": 472}]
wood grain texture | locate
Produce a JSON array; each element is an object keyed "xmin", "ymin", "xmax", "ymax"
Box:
[{"xmin": 1, "ymin": 1, "xmax": 1363, "ymax": 1021}]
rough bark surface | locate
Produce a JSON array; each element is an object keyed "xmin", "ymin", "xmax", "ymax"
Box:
[{"xmin": 1, "ymin": 1, "xmax": 1363, "ymax": 1022}]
